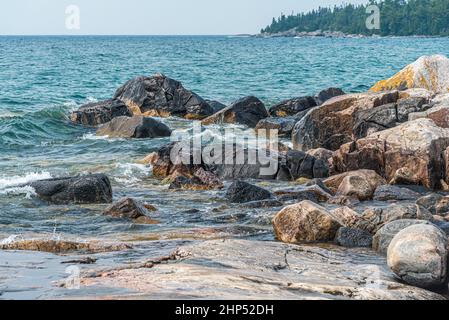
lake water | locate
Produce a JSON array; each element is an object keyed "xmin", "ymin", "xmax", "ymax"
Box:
[{"xmin": 0, "ymin": 35, "xmax": 448, "ymax": 298}]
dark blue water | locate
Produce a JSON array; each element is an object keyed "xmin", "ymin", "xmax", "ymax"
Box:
[{"xmin": 1, "ymin": 35, "xmax": 449, "ymax": 241}]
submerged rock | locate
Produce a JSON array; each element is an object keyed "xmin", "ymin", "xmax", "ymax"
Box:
[
  {"xmin": 333, "ymin": 119, "xmax": 449, "ymax": 189},
  {"xmin": 96, "ymin": 116, "xmax": 172, "ymax": 138},
  {"xmin": 70, "ymin": 99, "xmax": 132, "ymax": 127},
  {"xmin": 225, "ymin": 181, "xmax": 273, "ymax": 203},
  {"xmin": 387, "ymin": 224, "xmax": 448, "ymax": 289},
  {"xmin": 373, "ymin": 219, "xmax": 433, "ymax": 254},
  {"xmin": 29, "ymin": 174, "xmax": 112, "ymax": 204},
  {"xmin": 202, "ymin": 96, "xmax": 269, "ymax": 128},
  {"xmin": 371, "ymin": 54, "xmax": 449, "ymax": 94},
  {"xmin": 113, "ymin": 74, "xmax": 213, "ymax": 119},
  {"xmin": 334, "ymin": 227, "xmax": 373, "ymax": 248},
  {"xmin": 103, "ymin": 197, "xmax": 154, "ymax": 221},
  {"xmin": 269, "ymin": 96, "xmax": 317, "ymax": 117},
  {"xmin": 272, "ymin": 200, "xmax": 342, "ymax": 243}
]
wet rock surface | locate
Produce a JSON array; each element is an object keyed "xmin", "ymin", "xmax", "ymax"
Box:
[{"xmin": 29, "ymin": 174, "xmax": 112, "ymax": 205}]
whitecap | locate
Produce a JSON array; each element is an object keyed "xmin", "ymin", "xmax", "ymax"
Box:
[{"xmin": 0, "ymin": 172, "xmax": 52, "ymax": 190}]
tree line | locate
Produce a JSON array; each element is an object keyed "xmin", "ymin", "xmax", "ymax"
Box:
[{"xmin": 261, "ymin": 0, "xmax": 449, "ymax": 36}]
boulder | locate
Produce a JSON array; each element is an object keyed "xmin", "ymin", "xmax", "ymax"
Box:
[
  {"xmin": 409, "ymin": 94, "xmax": 449, "ymax": 128},
  {"xmin": 272, "ymin": 200, "xmax": 342, "ymax": 243},
  {"xmin": 373, "ymin": 185, "xmax": 421, "ymax": 201},
  {"xmin": 292, "ymin": 91, "xmax": 399, "ymax": 151},
  {"xmin": 202, "ymin": 96, "xmax": 269, "ymax": 128},
  {"xmin": 277, "ymin": 150, "xmax": 329, "ymax": 181},
  {"xmin": 255, "ymin": 117, "xmax": 297, "ymax": 136},
  {"xmin": 371, "ymin": 54, "xmax": 449, "ymax": 94},
  {"xmin": 103, "ymin": 197, "xmax": 152, "ymax": 220},
  {"xmin": 357, "ymin": 204, "xmax": 433, "ymax": 234},
  {"xmin": 333, "ymin": 119, "xmax": 449, "ymax": 189},
  {"xmin": 330, "ymin": 206, "xmax": 363, "ymax": 228},
  {"xmin": 324, "ymin": 170, "xmax": 386, "ymax": 195},
  {"xmin": 315, "ymin": 87, "xmax": 345, "ymax": 105},
  {"xmin": 29, "ymin": 174, "xmax": 112, "ymax": 204},
  {"xmin": 387, "ymin": 224, "xmax": 448, "ymax": 289},
  {"xmin": 96, "ymin": 116, "xmax": 172, "ymax": 138},
  {"xmin": 225, "ymin": 181, "xmax": 273, "ymax": 203},
  {"xmin": 334, "ymin": 227, "xmax": 373, "ymax": 248},
  {"xmin": 373, "ymin": 219, "xmax": 433, "ymax": 254},
  {"xmin": 352, "ymin": 97, "xmax": 430, "ymax": 139},
  {"xmin": 70, "ymin": 99, "xmax": 132, "ymax": 126},
  {"xmin": 113, "ymin": 74, "xmax": 213, "ymax": 119},
  {"xmin": 274, "ymin": 185, "xmax": 332, "ymax": 203},
  {"xmin": 269, "ymin": 96, "xmax": 317, "ymax": 117}
]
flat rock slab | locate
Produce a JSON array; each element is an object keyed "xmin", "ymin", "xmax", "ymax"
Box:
[{"xmin": 78, "ymin": 239, "xmax": 445, "ymax": 300}]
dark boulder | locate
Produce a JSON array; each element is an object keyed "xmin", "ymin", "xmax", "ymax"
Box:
[
  {"xmin": 96, "ymin": 116, "xmax": 172, "ymax": 138},
  {"xmin": 70, "ymin": 99, "xmax": 132, "ymax": 127},
  {"xmin": 315, "ymin": 87, "xmax": 345, "ymax": 105},
  {"xmin": 269, "ymin": 96, "xmax": 317, "ymax": 117},
  {"xmin": 277, "ymin": 150, "xmax": 329, "ymax": 181},
  {"xmin": 255, "ymin": 117, "xmax": 297, "ymax": 137},
  {"xmin": 225, "ymin": 181, "xmax": 273, "ymax": 203},
  {"xmin": 202, "ymin": 96, "xmax": 269, "ymax": 128},
  {"xmin": 334, "ymin": 227, "xmax": 373, "ymax": 248},
  {"xmin": 29, "ymin": 174, "xmax": 112, "ymax": 204},
  {"xmin": 113, "ymin": 74, "xmax": 213, "ymax": 119}
]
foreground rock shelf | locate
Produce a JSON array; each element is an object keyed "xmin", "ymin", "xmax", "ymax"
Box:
[{"xmin": 76, "ymin": 239, "xmax": 445, "ymax": 300}]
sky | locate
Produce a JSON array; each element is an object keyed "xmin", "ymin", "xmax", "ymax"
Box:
[{"xmin": 0, "ymin": 0, "xmax": 369, "ymax": 35}]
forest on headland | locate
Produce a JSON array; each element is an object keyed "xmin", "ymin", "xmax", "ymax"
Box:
[{"xmin": 261, "ymin": 0, "xmax": 449, "ymax": 36}]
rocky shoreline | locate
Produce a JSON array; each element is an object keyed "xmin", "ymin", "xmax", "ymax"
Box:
[{"xmin": 3, "ymin": 54, "xmax": 449, "ymax": 300}]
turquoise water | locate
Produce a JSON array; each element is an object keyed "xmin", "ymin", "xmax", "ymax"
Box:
[{"xmin": 1, "ymin": 35, "xmax": 449, "ymax": 241}]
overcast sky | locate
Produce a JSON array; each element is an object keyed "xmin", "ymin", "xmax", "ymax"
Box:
[{"xmin": 0, "ymin": 0, "xmax": 369, "ymax": 35}]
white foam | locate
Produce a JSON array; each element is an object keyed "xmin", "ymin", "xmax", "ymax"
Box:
[{"xmin": 114, "ymin": 163, "xmax": 151, "ymax": 185}]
